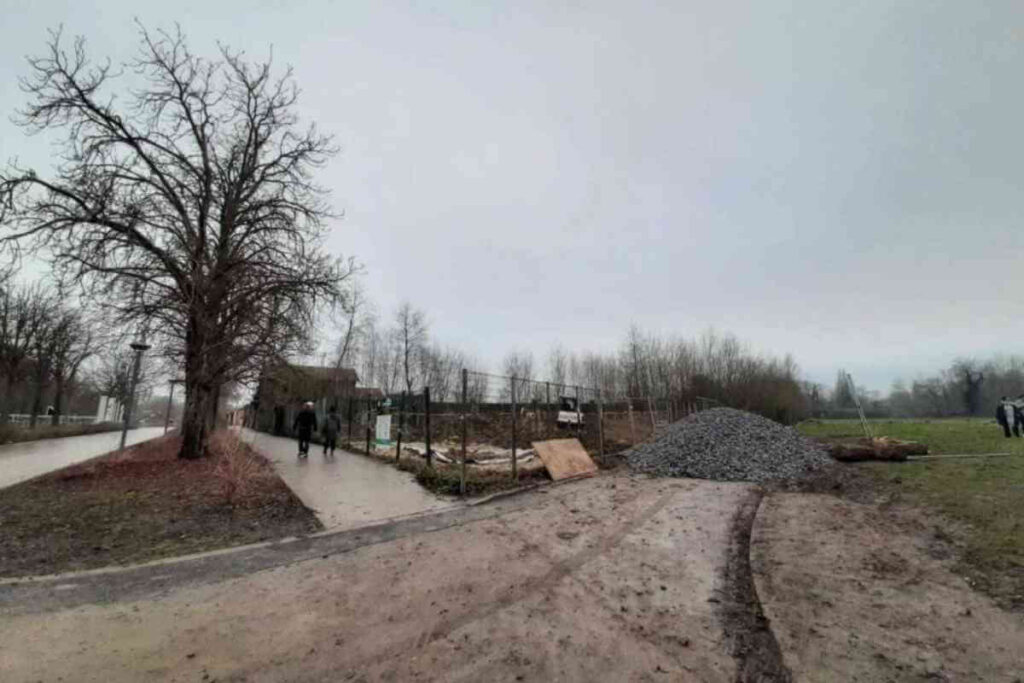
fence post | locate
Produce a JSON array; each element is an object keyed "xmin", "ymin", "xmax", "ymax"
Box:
[
  {"xmin": 511, "ymin": 376, "xmax": 518, "ymax": 481},
  {"xmin": 575, "ymin": 385, "xmax": 581, "ymax": 441},
  {"xmin": 648, "ymin": 396, "xmax": 657, "ymax": 436},
  {"xmin": 628, "ymin": 399, "xmax": 637, "ymax": 444},
  {"xmin": 424, "ymin": 386, "xmax": 432, "ymax": 469},
  {"xmin": 347, "ymin": 397, "xmax": 353, "ymax": 449},
  {"xmin": 365, "ymin": 397, "xmax": 372, "ymax": 456},
  {"xmin": 598, "ymin": 390, "xmax": 605, "ymax": 461},
  {"xmin": 460, "ymin": 369, "xmax": 468, "ymax": 497},
  {"xmin": 546, "ymin": 381, "xmax": 551, "ymax": 427},
  {"xmin": 396, "ymin": 390, "xmax": 406, "ymax": 462}
]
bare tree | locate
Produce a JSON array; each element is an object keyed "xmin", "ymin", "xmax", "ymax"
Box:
[
  {"xmin": 501, "ymin": 350, "xmax": 534, "ymax": 401},
  {"xmin": 0, "ymin": 26, "xmax": 354, "ymax": 458},
  {"xmin": 547, "ymin": 344, "xmax": 568, "ymax": 388},
  {"xmin": 0, "ymin": 282, "xmax": 50, "ymax": 422},
  {"xmin": 27, "ymin": 291, "xmax": 58, "ymax": 427},
  {"xmin": 394, "ymin": 303, "xmax": 427, "ymax": 394},
  {"xmin": 332, "ymin": 281, "xmax": 368, "ymax": 372},
  {"xmin": 49, "ymin": 306, "xmax": 98, "ymax": 425}
]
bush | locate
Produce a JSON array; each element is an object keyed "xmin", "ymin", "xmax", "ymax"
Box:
[
  {"xmin": 210, "ymin": 431, "xmax": 276, "ymax": 508},
  {"xmin": 395, "ymin": 456, "xmax": 549, "ymax": 497}
]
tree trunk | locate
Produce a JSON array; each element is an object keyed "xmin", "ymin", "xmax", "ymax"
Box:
[
  {"xmin": 208, "ymin": 383, "xmax": 221, "ymax": 431},
  {"xmin": 179, "ymin": 323, "xmax": 214, "ymax": 459},
  {"xmin": 29, "ymin": 369, "xmax": 46, "ymax": 429},
  {"xmin": 0, "ymin": 373, "xmax": 13, "ymax": 424},
  {"xmin": 179, "ymin": 377, "xmax": 214, "ymax": 459},
  {"xmin": 52, "ymin": 377, "xmax": 64, "ymax": 426}
]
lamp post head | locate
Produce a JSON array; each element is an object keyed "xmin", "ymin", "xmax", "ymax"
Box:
[{"xmin": 130, "ymin": 341, "xmax": 151, "ymax": 352}]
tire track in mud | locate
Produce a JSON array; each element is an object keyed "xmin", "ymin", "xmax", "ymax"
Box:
[
  {"xmin": 337, "ymin": 487, "xmax": 675, "ymax": 674},
  {"xmin": 718, "ymin": 488, "xmax": 791, "ymax": 683}
]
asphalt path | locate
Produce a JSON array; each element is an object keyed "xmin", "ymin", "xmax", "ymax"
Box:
[
  {"xmin": 0, "ymin": 426, "xmax": 166, "ymax": 490},
  {"xmin": 241, "ymin": 429, "xmax": 454, "ymax": 530}
]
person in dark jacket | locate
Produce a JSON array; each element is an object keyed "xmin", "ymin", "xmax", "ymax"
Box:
[
  {"xmin": 996, "ymin": 397, "xmax": 1015, "ymax": 438},
  {"xmin": 293, "ymin": 401, "xmax": 318, "ymax": 458},
  {"xmin": 322, "ymin": 405, "xmax": 342, "ymax": 459}
]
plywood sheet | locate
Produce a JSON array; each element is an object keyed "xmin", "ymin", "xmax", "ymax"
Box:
[{"xmin": 531, "ymin": 438, "xmax": 598, "ymax": 481}]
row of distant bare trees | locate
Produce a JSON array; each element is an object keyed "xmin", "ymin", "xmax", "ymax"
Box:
[
  {"xmin": 0, "ymin": 279, "xmax": 96, "ymax": 426},
  {"xmin": 0, "ymin": 275, "xmax": 170, "ymax": 427},
  {"xmin": 323, "ymin": 295, "xmax": 478, "ymax": 403},
  {"xmin": 815, "ymin": 357, "xmax": 1022, "ymax": 419},
  {"xmin": 500, "ymin": 327, "xmax": 805, "ymax": 422},
  {"xmin": 321, "ymin": 295, "xmax": 806, "ymax": 421}
]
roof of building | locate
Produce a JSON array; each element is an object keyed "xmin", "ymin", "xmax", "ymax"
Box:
[{"xmin": 273, "ymin": 364, "xmax": 358, "ymax": 384}]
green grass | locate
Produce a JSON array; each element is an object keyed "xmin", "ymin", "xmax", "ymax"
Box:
[
  {"xmin": 797, "ymin": 417, "xmax": 1024, "ymax": 455},
  {"xmin": 799, "ymin": 418, "xmax": 1024, "ymax": 610}
]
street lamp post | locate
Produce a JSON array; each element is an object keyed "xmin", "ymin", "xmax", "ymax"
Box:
[
  {"xmin": 119, "ymin": 337, "xmax": 152, "ymax": 451},
  {"xmin": 164, "ymin": 378, "xmax": 184, "ymax": 434}
]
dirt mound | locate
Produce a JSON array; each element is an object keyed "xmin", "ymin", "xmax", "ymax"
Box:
[{"xmin": 626, "ymin": 407, "xmax": 831, "ymax": 484}]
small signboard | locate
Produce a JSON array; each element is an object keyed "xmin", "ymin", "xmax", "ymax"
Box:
[{"xmin": 375, "ymin": 414, "xmax": 393, "ymax": 446}]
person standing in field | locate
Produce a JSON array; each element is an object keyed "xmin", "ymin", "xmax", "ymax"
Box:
[
  {"xmin": 996, "ymin": 397, "xmax": 1016, "ymax": 438},
  {"xmin": 323, "ymin": 405, "xmax": 342, "ymax": 459},
  {"xmin": 293, "ymin": 401, "xmax": 318, "ymax": 458}
]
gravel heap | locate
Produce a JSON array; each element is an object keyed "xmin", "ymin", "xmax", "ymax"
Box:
[{"xmin": 626, "ymin": 407, "xmax": 831, "ymax": 484}]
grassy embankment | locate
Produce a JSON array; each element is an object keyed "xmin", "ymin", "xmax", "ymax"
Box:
[
  {"xmin": 798, "ymin": 418, "xmax": 1024, "ymax": 610},
  {"xmin": 0, "ymin": 433, "xmax": 320, "ymax": 578}
]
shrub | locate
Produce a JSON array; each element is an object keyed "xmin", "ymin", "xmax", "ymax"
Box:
[{"xmin": 210, "ymin": 431, "xmax": 275, "ymax": 509}]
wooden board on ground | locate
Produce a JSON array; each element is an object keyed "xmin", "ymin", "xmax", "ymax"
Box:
[{"xmin": 531, "ymin": 438, "xmax": 598, "ymax": 481}]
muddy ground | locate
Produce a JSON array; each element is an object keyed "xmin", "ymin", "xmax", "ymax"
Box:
[
  {"xmin": 2, "ymin": 470, "xmax": 1022, "ymax": 682},
  {"xmin": 753, "ymin": 492, "xmax": 1024, "ymax": 681}
]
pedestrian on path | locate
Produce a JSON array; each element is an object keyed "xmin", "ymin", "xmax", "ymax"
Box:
[
  {"xmin": 293, "ymin": 401, "xmax": 318, "ymax": 458},
  {"xmin": 323, "ymin": 405, "xmax": 342, "ymax": 459},
  {"xmin": 996, "ymin": 397, "xmax": 1016, "ymax": 438}
]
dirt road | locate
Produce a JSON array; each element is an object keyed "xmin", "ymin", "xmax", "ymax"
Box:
[
  {"xmin": 3, "ymin": 470, "xmax": 1022, "ymax": 682},
  {"xmin": 0, "ymin": 474, "xmax": 751, "ymax": 682}
]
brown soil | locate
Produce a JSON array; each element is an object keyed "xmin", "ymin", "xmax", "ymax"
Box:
[
  {"xmin": 752, "ymin": 491, "xmax": 1024, "ymax": 681},
  {"xmin": 0, "ymin": 434, "xmax": 320, "ymax": 578},
  {"xmin": 0, "ymin": 474, "xmax": 750, "ymax": 682}
]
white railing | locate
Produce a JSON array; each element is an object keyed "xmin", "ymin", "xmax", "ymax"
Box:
[{"xmin": 4, "ymin": 414, "xmax": 104, "ymax": 426}]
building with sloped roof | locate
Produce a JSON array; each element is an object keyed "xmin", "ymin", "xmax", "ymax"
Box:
[{"xmin": 253, "ymin": 363, "xmax": 379, "ymax": 435}]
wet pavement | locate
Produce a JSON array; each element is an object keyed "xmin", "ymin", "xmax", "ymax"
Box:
[
  {"xmin": 242, "ymin": 430, "xmax": 455, "ymax": 530},
  {"xmin": 0, "ymin": 427, "xmax": 166, "ymax": 490}
]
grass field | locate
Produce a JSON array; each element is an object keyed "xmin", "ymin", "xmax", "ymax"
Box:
[
  {"xmin": 798, "ymin": 418, "xmax": 1024, "ymax": 611},
  {"xmin": 797, "ymin": 416, "xmax": 1024, "ymax": 455}
]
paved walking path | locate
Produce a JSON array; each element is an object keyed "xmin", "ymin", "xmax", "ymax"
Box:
[
  {"xmin": 241, "ymin": 430, "xmax": 454, "ymax": 530},
  {"xmin": 0, "ymin": 427, "xmax": 166, "ymax": 490}
]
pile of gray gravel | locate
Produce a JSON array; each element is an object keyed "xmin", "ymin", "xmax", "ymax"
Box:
[{"xmin": 626, "ymin": 407, "xmax": 831, "ymax": 484}]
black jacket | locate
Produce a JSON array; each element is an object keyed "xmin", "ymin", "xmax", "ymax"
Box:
[{"xmin": 293, "ymin": 409, "xmax": 318, "ymax": 436}]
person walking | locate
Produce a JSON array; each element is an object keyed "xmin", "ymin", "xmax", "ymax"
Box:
[
  {"xmin": 293, "ymin": 401, "xmax": 318, "ymax": 458},
  {"xmin": 323, "ymin": 405, "xmax": 342, "ymax": 459},
  {"xmin": 996, "ymin": 397, "xmax": 1015, "ymax": 438}
]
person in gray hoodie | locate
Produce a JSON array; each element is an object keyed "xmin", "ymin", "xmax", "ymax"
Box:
[{"xmin": 322, "ymin": 405, "xmax": 343, "ymax": 459}]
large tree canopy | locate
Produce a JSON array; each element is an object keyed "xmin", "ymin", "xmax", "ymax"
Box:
[{"xmin": 0, "ymin": 25, "xmax": 355, "ymax": 458}]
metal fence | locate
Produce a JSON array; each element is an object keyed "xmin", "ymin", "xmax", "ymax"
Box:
[{"xmin": 252, "ymin": 369, "xmax": 720, "ymax": 496}]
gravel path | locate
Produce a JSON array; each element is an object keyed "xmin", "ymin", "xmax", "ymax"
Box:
[{"xmin": 626, "ymin": 407, "xmax": 831, "ymax": 484}]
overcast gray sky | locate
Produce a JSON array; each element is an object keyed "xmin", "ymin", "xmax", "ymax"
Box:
[{"xmin": 3, "ymin": 0, "xmax": 1023, "ymax": 392}]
